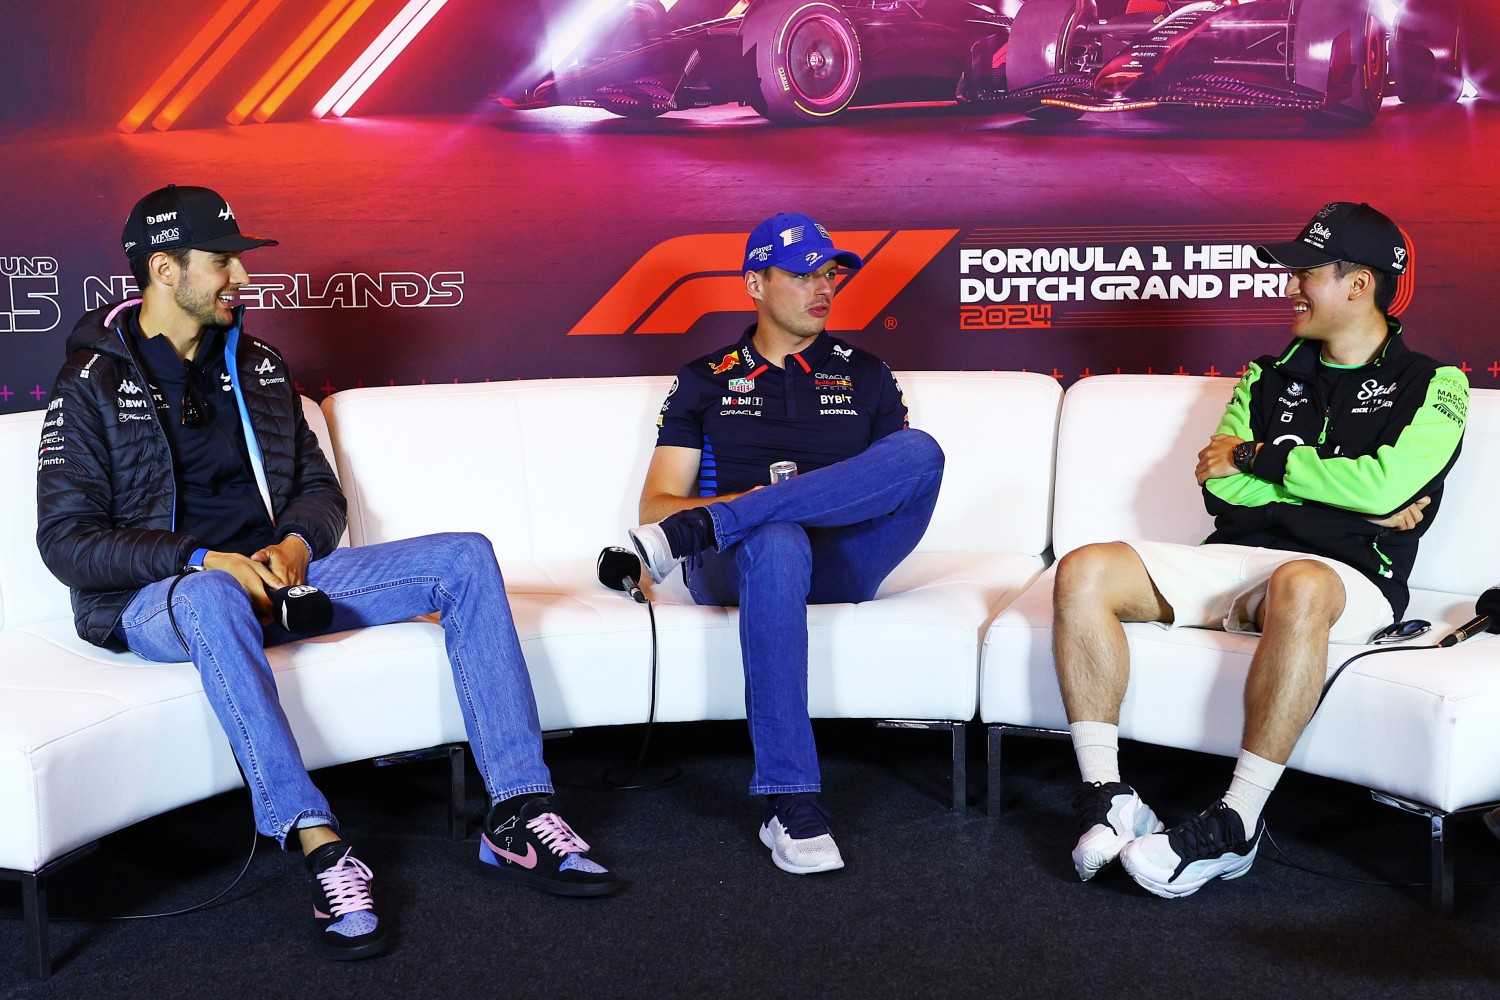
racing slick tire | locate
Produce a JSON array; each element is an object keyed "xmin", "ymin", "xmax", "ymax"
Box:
[
  {"xmin": 1295, "ymin": 0, "xmax": 1390, "ymax": 126},
  {"xmin": 1393, "ymin": 1, "xmax": 1465, "ymax": 104},
  {"xmin": 1006, "ymin": 0, "xmax": 1095, "ymax": 121},
  {"xmin": 742, "ymin": 0, "xmax": 862, "ymax": 124}
]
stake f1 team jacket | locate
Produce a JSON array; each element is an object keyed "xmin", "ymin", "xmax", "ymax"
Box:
[
  {"xmin": 35, "ymin": 301, "xmax": 347, "ymax": 649},
  {"xmin": 1202, "ymin": 321, "xmax": 1468, "ymax": 619}
]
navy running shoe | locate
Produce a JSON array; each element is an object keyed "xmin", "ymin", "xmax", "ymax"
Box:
[
  {"xmin": 628, "ymin": 507, "xmax": 716, "ymax": 583},
  {"xmin": 759, "ymin": 793, "xmax": 844, "ymax": 875}
]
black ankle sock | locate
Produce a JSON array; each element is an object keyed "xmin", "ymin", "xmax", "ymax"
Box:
[
  {"xmin": 487, "ymin": 792, "xmax": 548, "ymax": 828},
  {"xmin": 662, "ymin": 507, "xmax": 717, "ymax": 559}
]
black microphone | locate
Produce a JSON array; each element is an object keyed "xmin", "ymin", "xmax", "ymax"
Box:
[
  {"xmin": 267, "ymin": 583, "xmax": 334, "ymax": 633},
  {"xmin": 597, "ymin": 546, "xmax": 646, "ymax": 603},
  {"xmin": 1437, "ymin": 586, "xmax": 1500, "ymax": 648}
]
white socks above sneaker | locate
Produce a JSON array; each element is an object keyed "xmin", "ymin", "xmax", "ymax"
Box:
[
  {"xmin": 1222, "ymin": 749, "xmax": 1285, "ymax": 832},
  {"xmin": 1070, "ymin": 721, "xmax": 1121, "ymax": 786}
]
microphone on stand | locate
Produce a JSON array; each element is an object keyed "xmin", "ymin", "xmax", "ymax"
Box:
[
  {"xmin": 1437, "ymin": 586, "xmax": 1500, "ymax": 648},
  {"xmin": 597, "ymin": 546, "xmax": 647, "ymax": 603}
]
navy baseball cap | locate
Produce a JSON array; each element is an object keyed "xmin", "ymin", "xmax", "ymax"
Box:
[
  {"xmin": 1256, "ymin": 202, "xmax": 1408, "ymax": 275},
  {"xmin": 743, "ymin": 212, "xmax": 864, "ymax": 274},
  {"xmin": 122, "ymin": 184, "xmax": 278, "ymax": 258}
]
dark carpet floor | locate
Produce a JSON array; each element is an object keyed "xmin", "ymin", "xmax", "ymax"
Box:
[{"xmin": 4, "ymin": 720, "xmax": 1499, "ymax": 998}]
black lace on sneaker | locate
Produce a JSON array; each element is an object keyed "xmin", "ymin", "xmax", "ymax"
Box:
[
  {"xmin": 661, "ymin": 507, "xmax": 717, "ymax": 561},
  {"xmin": 1072, "ymin": 781, "xmax": 1129, "ymax": 839},
  {"xmin": 1166, "ymin": 802, "xmax": 1252, "ymax": 878},
  {"xmin": 771, "ymin": 794, "xmax": 833, "ymax": 840}
]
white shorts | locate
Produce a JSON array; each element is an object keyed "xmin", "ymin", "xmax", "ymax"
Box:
[{"xmin": 1121, "ymin": 541, "xmax": 1394, "ymax": 645}]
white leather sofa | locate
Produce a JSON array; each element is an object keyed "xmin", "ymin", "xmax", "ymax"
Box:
[
  {"xmin": 0, "ymin": 370, "xmax": 1062, "ymax": 979},
  {"xmin": 980, "ymin": 374, "xmax": 1500, "ymax": 914}
]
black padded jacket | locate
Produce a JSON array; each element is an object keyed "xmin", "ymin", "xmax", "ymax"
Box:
[{"xmin": 35, "ymin": 300, "xmax": 347, "ymax": 649}]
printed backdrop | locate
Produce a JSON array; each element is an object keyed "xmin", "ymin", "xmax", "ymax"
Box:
[{"xmin": 2, "ymin": 0, "xmax": 1498, "ymax": 415}]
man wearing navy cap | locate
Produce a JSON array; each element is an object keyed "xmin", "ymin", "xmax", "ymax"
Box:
[
  {"xmin": 1052, "ymin": 202, "xmax": 1467, "ymax": 898},
  {"xmin": 37, "ymin": 185, "xmax": 624, "ymax": 962},
  {"xmin": 628, "ymin": 212, "xmax": 945, "ymax": 875}
]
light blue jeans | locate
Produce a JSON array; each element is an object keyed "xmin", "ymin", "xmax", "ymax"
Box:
[
  {"xmin": 684, "ymin": 429, "xmax": 945, "ymax": 795},
  {"xmin": 116, "ymin": 532, "xmax": 552, "ymax": 848}
]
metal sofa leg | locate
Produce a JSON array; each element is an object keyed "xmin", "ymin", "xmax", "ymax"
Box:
[
  {"xmin": 22, "ymin": 870, "xmax": 49, "ymax": 981},
  {"xmin": 1367, "ymin": 789, "xmax": 1500, "ymax": 917},
  {"xmin": 2, "ymin": 842, "xmax": 99, "ymax": 980},
  {"xmin": 985, "ymin": 724, "xmax": 1069, "ymax": 819},
  {"xmin": 951, "ymin": 721, "xmax": 967, "ymax": 812},
  {"xmin": 1430, "ymin": 812, "xmax": 1454, "ymax": 916},
  {"xmin": 988, "ymin": 724, "xmax": 1004, "ymax": 819},
  {"xmin": 374, "ymin": 743, "xmax": 469, "ymax": 840},
  {"xmin": 874, "ymin": 719, "xmax": 968, "ymax": 811}
]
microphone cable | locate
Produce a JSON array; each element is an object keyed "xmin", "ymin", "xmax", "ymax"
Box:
[
  {"xmin": 53, "ymin": 572, "xmax": 267, "ymax": 923},
  {"xmin": 600, "ymin": 594, "xmax": 681, "ymax": 791}
]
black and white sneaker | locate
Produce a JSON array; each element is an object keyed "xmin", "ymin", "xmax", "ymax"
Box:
[
  {"xmin": 1071, "ymin": 781, "xmax": 1163, "ymax": 881},
  {"xmin": 1120, "ymin": 800, "xmax": 1263, "ymax": 899},
  {"xmin": 479, "ymin": 797, "xmax": 624, "ymax": 897},
  {"xmin": 628, "ymin": 508, "xmax": 716, "ymax": 583},
  {"xmin": 306, "ymin": 842, "xmax": 391, "ymax": 961},
  {"xmin": 759, "ymin": 793, "xmax": 844, "ymax": 875}
]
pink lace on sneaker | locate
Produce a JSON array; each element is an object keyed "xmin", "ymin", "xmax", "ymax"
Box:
[
  {"xmin": 528, "ymin": 812, "xmax": 591, "ymax": 855},
  {"xmin": 314, "ymin": 849, "xmax": 377, "ymax": 918}
]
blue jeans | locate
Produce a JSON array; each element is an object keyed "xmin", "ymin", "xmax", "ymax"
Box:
[
  {"xmin": 116, "ymin": 532, "xmax": 552, "ymax": 848},
  {"xmin": 684, "ymin": 429, "xmax": 944, "ymax": 795}
]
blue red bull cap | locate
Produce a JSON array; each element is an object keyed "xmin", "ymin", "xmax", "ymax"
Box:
[{"xmin": 742, "ymin": 212, "xmax": 864, "ymax": 275}]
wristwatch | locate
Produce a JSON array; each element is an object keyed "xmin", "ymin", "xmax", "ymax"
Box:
[{"xmin": 1232, "ymin": 441, "xmax": 1257, "ymax": 474}]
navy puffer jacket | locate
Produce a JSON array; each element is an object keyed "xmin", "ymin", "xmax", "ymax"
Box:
[{"xmin": 35, "ymin": 301, "xmax": 346, "ymax": 648}]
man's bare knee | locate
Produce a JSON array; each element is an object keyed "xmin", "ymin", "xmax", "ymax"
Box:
[
  {"xmin": 1055, "ymin": 542, "xmax": 1170, "ymax": 622},
  {"xmin": 1260, "ymin": 560, "xmax": 1345, "ymax": 631}
]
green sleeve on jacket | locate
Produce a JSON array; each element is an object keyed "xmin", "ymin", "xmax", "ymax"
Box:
[
  {"xmin": 1203, "ymin": 363, "xmax": 1303, "ymax": 508},
  {"xmin": 1279, "ymin": 366, "xmax": 1468, "ymax": 514}
]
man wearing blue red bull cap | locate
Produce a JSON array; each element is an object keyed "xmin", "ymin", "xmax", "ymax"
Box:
[{"xmin": 628, "ymin": 211, "xmax": 946, "ymax": 875}]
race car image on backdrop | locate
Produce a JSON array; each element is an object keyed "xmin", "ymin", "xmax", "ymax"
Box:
[{"xmin": 502, "ymin": 0, "xmax": 1475, "ymax": 125}]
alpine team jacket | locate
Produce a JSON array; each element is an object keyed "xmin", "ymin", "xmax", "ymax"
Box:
[
  {"xmin": 1202, "ymin": 320, "xmax": 1468, "ymax": 618},
  {"xmin": 36, "ymin": 300, "xmax": 347, "ymax": 649},
  {"xmin": 655, "ymin": 327, "xmax": 908, "ymax": 496}
]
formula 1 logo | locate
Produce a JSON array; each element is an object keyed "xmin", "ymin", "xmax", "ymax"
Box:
[{"xmin": 567, "ymin": 230, "xmax": 958, "ymax": 336}]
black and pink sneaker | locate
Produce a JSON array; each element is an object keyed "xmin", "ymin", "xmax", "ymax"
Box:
[
  {"xmin": 305, "ymin": 841, "xmax": 391, "ymax": 961},
  {"xmin": 479, "ymin": 797, "xmax": 624, "ymax": 898}
]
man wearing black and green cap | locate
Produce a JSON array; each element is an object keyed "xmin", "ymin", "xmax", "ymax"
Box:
[{"xmin": 1052, "ymin": 202, "xmax": 1468, "ymax": 899}]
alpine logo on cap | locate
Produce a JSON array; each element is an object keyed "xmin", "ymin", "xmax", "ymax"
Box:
[{"xmin": 219, "ymin": 203, "xmax": 236, "ymax": 221}]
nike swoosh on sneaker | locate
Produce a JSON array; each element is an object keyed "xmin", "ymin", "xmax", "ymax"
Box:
[{"xmin": 483, "ymin": 835, "xmax": 538, "ymax": 869}]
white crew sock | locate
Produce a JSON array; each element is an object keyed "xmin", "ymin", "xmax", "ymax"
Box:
[
  {"xmin": 1222, "ymin": 749, "xmax": 1285, "ymax": 833},
  {"xmin": 1070, "ymin": 721, "xmax": 1120, "ymax": 786}
]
